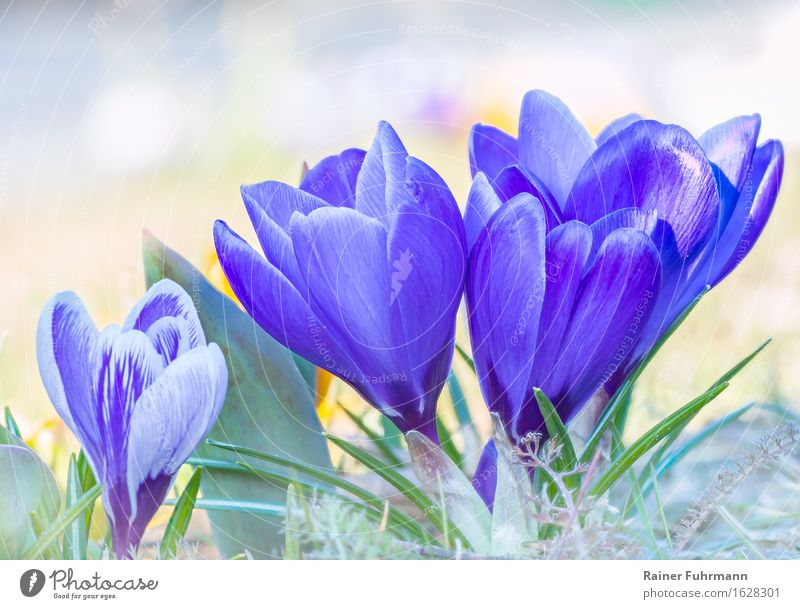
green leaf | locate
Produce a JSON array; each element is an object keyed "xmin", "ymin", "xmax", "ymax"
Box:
[
  {"xmin": 206, "ymin": 440, "xmax": 425, "ymax": 539},
  {"xmin": 160, "ymin": 467, "xmax": 203, "ymax": 559},
  {"xmin": 454, "ymin": 343, "xmax": 476, "ymax": 373},
  {"xmin": 580, "ymin": 287, "xmax": 709, "ymax": 463},
  {"xmin": 405, "ymin": 431, "xmax": 492, "ymax": 553},
  {"xmin": 143, "ymin": 230, "xmax": 331, "ymax": 558},
  {"xmin": 624, "ymin": 467, "xmax": 662, "ymax": 559},
  {"xmin": 4, "ymin": 407, "xmax": 21, "ymax": 438},
  {"xmin": 447, "ymin": 372, "xmax": 473, "ymax": 430},
  {"xmin": 629, "ymin": 339, "xmax": 771, "ymax": 510},
  {"xmin": 338, "ymin": 404, "xmax": 404, "ymax": 468},
  {"xmin": 323, "ymin": 433, "xmax": 471, "ymax": 548},
  {"xmin": 1, "ymin": 438, "xmax": 61, "ymax": 558},
  {"xmin": 588, "ymin": 381, "xmax": 729, "ymax": 497},
  {"xmin": 62, "ymin": 455, "xmax": 89, "ymax": 560},
  {"xmin": 205, "ymin": 439, "xmax": 430, "ymax": 544},
  {"xmin": 76, "ymin": 450, "xmax": 96, "ymax": 532},
  {"xmin": 435, "ymin": 412, "xmax": 463, "ymax": 470},
  {"xmin": 237, "ymin": 462, "xmax": 424, "ymax": 543},
  {"xmin": 534, "ymin": 388, "xmax": 577, "ymax": 473},
  {"xmin": 22, "ymin": 484, "xmax": 100, "ymax": 560},
  {"xmin": 166, "ymin": 497, "xmax": 285, "ymax": 517}
]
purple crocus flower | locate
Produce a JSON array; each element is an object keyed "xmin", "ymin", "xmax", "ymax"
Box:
[
  {"xmin": 37, "ymin": 279, "xmax": 227, "ymax": 558},
  {"xmin": 467, "ymin": 90, "xmax": 783, "ymax": 504},
  {"xmin": 214, "ymin": 121, "xmax": 467, "ymax": 441}
]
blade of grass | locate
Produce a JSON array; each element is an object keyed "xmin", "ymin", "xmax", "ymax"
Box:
[
  {"xmin": 629, "ymin": 339, "xmax": 770, "ymax": 509},
  {"xmin": 30, "ymin": 512, "xmax": 60, "ymax": 560},
  {"xmin": 581, "ymin": 288, "xmax": 709, "ymax": 463},
  {"xmin": 716, "ymin": 506, "xmax": 767, "ymax": 559},
  {"xmin": 589, "ymin": 381, "xmax": 729, "ymax": 497},
  {"xmin": 338, "ymin": 403, "xmax": 404, "ymax": 468},
  {"xmin": 22, "ymin": 484, "xmax": 101, "ymax": 559},
  {"xmin": 165, "ymin": 497, "xmax": 286, "ymax": 517},
  {"xmin": 62, "ymin": 454, "xmax": 88, "ymax": 560},
  {"xmin": 160, "ymin": 467, "xmax": 203, "ymax": 559},
  {"xmin": 624, "ymin": 468, "xmax": 662, "ymax": 559},
  {"xmin": 447, "ymin": 372, "xmax": 473, "ymax": 430},
  {"xmin": 436, "ymin": 412, "xmax": 463, "ymax": 470},
  {"xmin": 649, "ymin": 466, "xmax": 673, "ymax": 555},
  {"xmin": 239, "ymin": 461, "xmax": 427, "ymax": 543},
  {"xmin": 323, "ymin": 432, "xmax": 471, "ymax": 548},
  {"xmin": 534, "ymin": 388, "xmax": 577, "ymax": 472},
  {"xmin": 205, "ymin": 440, "xmax": 430, "ymax": 543}
]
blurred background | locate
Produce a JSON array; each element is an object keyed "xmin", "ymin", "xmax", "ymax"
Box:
[{"xmin": 1, "ymin": 0, "xmax": 798, "ymax": 470}]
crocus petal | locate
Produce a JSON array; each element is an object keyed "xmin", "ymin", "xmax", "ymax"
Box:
[
  {"xmin": 492, "ymin": 165, "xmax": 562, "ymax": 230},
  {"xmin": 465, "ymin": 173, "xmax": 502, "ymax": 252},
  {"xmin": 144, "ymin": 316, "xmax": 190, "ymax": 365},
  {"xmin": 242, "ymin": 190, "xmax": 307, "ymax": 290},
  {"xmin": 289, "ymin": 207, "xmax": 402, "ymax": 367},
  {"xmin": 565, "ymin": 121, "xmax": 719, "ymax": 258},
  {"xmin": 387, "ymin": 167, "xmax": 466, "ymax": 416},
  {"xmin": 468, "ymin": 124, "xmax": 519, "ymax": 181},
  {"xmin": 702, "ymin": 140, "xmax": 784, "ymax": 286},
  {"xmin": 213, "ymin": 219, "xmax": 362, "ymax": 380},
  {"xmin": 290, "ymin": 207, "xmax": 394, "ymax": 347},
  {"xmin": 122, "ymin": 279, "xmax": 206, "ymax": 349},
  {"xmin": 699, "ymin": 114, "xmax": 761, "ymax": 194},
  {"xmin": 36, "ymin": 292, "xmax": 98, "ymax": 436},
  {"xmin": 299, "ymin": 148, "xmax": 366, "ymax": 207},
  {"xmin": 291, "ymin": 206, "xmax": 428, "ymax": 424},
  {"xmin": 91, "ymin": 328, "xmax": 164, "ymax": 487},
  {"xmin": 126, "ymin": 344, "xmax": 227, "ymax": 516},
  {"xmin": 467, "ymin": 194, "xmax": 547, "ymax": 427},
  {"xmin": 472, "ymin": 440, "xmax": 498, "ymax": 510},
  {"xmin": 548, "ymin": 229, "xmax": 661, "ymax": 419},
  {"xmin": 587, "ymin": 208, "xmax": 658, "ymax": 268},
  {"xmin": 525, "ymin": 221, "xmax": 592, "ymax": 426},
  {"xmin": 355, "ymin": 121, "xmax": 408, "ymax": 224},
  {"xmin": 517, "ymin": 90, "xmax": 597, "ymax": 208},
  {"xmin": 595, "ymin": 113, "xmax": 643, "ymax": 146},
  {"xmin": 240, "ymin": 180, "xmax": 328, "ymax": 232}
]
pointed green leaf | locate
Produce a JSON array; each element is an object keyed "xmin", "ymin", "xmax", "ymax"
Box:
[
  {"xmin": 589, "ymin": 381, "xmax": 729, "ymax": 497},
  {"xmin": 447, "ymin": 372, "xmax": 473, "ymax": 430},
  {"xmin": 165, "ymin": 497, "xmax": 286, "ymax": 517},
  {"xmin": 4, "ymin": 407, "xmax": 21, "ymax": 438},
  {"xmin": 435, "ymin": 412, "xmax": 463, "ymax": 470},
  {"xmin": 629, "ymin": 339, "xmax": 771, "ymax": 511},
  {"xmin": 581, "ymin": 287, "xmax": 709, "ymax": 463},
  {"xmin": 534, "ymin": 388, "xmax": 576, "ymax": 472},
  {"xmin": 237, "ymin": 461, "xmax": 425, "ymax": 543},
  {"xmin": 205, "ymin": 439, "xmax": 430, "ymax": 543},
  {"xmin": 339, "ymin": 404, "xmax": 404, "ymax": 468},
  {"xmin": 160, "ymin": 467, "xmax": 203, "ymax": 559},
  {"xmin": 142, "ymin": 230, "xmax": 331, "ymax": 558},
  {"xmin": 62, "ymin": 455, "xmax": 89, "ymax": 560},
  {"xmin": 21, "ymin": 484, "xmax": 100, "ymax": 560},
  {"xmin": 324, "ymin": 433, "xmax": 471, "ymax": 548}
]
